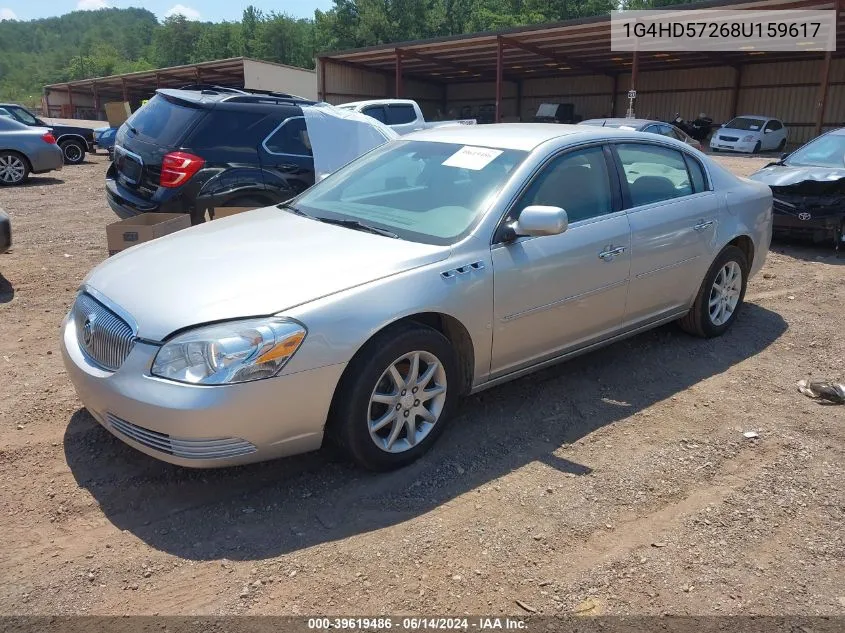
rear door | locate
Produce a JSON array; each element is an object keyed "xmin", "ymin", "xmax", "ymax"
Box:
[
  {"xmin": 258, "ymin": 113, "xmax": 315, "ymax": 199},
  {"xmin": 612, "ymin": 142, "xmax": 720, "ymax": 324},
  {"xmin": 113, "ymin": 94, "xmax": 205, "ymax": 198}
]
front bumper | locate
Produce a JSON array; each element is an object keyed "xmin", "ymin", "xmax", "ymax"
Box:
[
  {"xmin": 710, "ymin": 139, "xmax": 758, "ymax": 153},
  {"xmin": 772, "ymin": 211, "xmax": 845, "ymax": 244},
  {"xmin": 60, "ymin": 311, "xmax": 346, "ymax": 468}
]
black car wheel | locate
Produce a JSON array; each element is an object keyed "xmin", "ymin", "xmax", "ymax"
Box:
[
  {"xmin": 60, "ymin": 140, "xmax": 86, "ymax": 165},
  {"xmin": 777, "ymin": 138, "xmax": 786, "ymax": 152},
  {"xmin": 328, "ymin": 323, "xmax": 459, "ymax": 471},
  {"xmin": 752, "ymin": 141, "xmax": 762, "ymax": 154},
  {"xmin": 679, "ymin": 245, "xmax": 749, "ymax": 338},
  {"xmin": 0, "ymin": 151, "xmax": 30, "ymax": 186}
]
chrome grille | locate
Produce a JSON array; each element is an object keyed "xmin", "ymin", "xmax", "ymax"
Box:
[
  {"xmin": 72, "ymin": 293, "xmax": 135, "ymax": 371},
  {"xmin": 107, "ymin": 414, "xmax": 257, "ymax": 460}
]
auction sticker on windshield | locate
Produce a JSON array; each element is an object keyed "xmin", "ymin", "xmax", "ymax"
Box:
[{"xmin": 442, "ymin": 146, "xmax": 503, "ymax": 170}]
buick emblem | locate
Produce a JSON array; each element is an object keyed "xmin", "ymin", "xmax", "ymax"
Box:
[
  {"xmin": 798, "ymin": 212, "xmax": 812, "ymax": 221},
  {"xmin": 82, "ymin": 316, "xmax": 95, "ymax": 347}
]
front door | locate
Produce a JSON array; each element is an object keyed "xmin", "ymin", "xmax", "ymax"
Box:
[
  {"xmin": 490, "ymin": 144, "xmax": 632, "ymax": 377},
  {"xmin": 612, "ymin": 142, "xmax": 720, "ymax": 323}
]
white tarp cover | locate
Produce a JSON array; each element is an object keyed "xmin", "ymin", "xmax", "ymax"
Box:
[{"xmin": 302, "ymin": 103, "xmax": 399, "ymax": 180}]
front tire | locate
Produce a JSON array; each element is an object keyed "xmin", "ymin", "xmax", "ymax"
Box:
[
  {"xmin": 752, "ymin": 141, "xmax": 761, "ymax": 154},
  {"xmin": 777, "ymin": 138, "xmax": 786, "ymax": 152},
  {"xmin": 328, "ymin": 323, "xmax": 459, "ymax": 471},
  {"xmin": 679, "ymin": 245, "xmax": 749, "ymax": 338},
  {"xmin": 60, "ymin": 139, "xmax": 86, "ymax": 165},
  {"xmin": 0, "ymin": 151, "xmax": 30, "ymax": 185}
]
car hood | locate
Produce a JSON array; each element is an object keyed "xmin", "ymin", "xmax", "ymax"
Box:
[
  {"xmin": 749, "ymin": 164, "xmax": 845, "ymax": 188},
  {"xmin": 717, "ymin": 127, "xmax": 760, "ymax": 137},
  {"xmin": 83, "ymin": 207, "xmax": 451, "ymax": 341}
]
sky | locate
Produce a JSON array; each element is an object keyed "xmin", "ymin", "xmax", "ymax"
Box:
[{"xmin": 0, "ymin": 0, "xmax": 335, "ymax": 23}]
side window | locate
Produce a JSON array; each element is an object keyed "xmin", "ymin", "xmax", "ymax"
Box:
[
  {"xmin": 189, "ymin": 111, "xmax": 268, "ymax": 150},
  {"xmin": 616, "ymin": 143, "xmax": 694, "ymax": 207},
  {"xmin": 683, "ymin": 154, "xmax": 709, "ymax": 192},
  {"xmin": 263, "ymin": 117, "xmax": 312, "ymax": 156},
  {"xmin": 0, "ymin": 107, "xmax": 12, "ymax": 118},
  {"xmin": 10, "ymin": 107, "xmax": 38, "ymax": 125},
  {"xmin": 663, "ymin": 125, "xmax": 685, "ymax": 141},
  {"xmin": 642, "ymin": 124, "xmax": 659, "ymax": 135},
  {"xmin": 512, "ymin": 146, "xmax": 612, "ymax": 224},
  {"xmin": 386, "ymin": 104, "xmax": 416, "ymax": 125},
  {"xmin": 765, "ymin": 120, "xmax": 782, "ymax": 131},
  {"xmin": 362, "ymin": 105, "xmax": 387, "ymax": 123}
]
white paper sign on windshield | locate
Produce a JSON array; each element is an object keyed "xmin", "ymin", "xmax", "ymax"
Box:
[{"xmin": 442, "ymin": 146, "xmax": 503, "ymax": 170}]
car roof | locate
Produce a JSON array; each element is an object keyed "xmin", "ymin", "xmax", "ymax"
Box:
[
  {"xmin": 730, "ymin": 114, "xmax": 775, "ymax": 120},
  {"xmin": 402, "ymin": 122, "xmax": 682, "ymax": 151},
  {"xmin": 580, "ymin": 118, "xmax": 656, "ymax": 129},
  {"xmin": 340, "ymin": 99, "xmax": 417, "ymax": 108},
  {"xmin": 156, "ymin": 88, "xmax": 315, "ymax": 108}
]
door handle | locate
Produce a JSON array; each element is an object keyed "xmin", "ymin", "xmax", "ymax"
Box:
[
  {"xmin": 693, "ymin": 219, "xmax": 715, "ymax": 231},
  {"xmin": 598, "ymin": 245, "xmax": 626, "ymax": 261}
]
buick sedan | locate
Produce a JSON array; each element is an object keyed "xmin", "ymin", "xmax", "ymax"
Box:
[{"xmin": 61, "ymin": 124, "xmax": 773, "ymax": 471}]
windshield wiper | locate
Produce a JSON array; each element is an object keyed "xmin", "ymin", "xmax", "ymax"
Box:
[
  {"xmin": 277, "ymin": 201, "xmax": 312, "ymax": 218},
  {"xmin": 315, "ymin": 217, "xmax": 399, "ymax": 239}
]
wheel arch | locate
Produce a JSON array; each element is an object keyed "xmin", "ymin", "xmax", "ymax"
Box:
[
  {"xmin": 726, "ymin": 234, "xmax": 755, "ymax": 269},
  {"xmin": 56, "ymin": 134, "xmax": 88, "ymax": 147}
]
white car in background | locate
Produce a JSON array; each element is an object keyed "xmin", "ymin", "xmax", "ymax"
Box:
[
  {"xmin": 338, "ymin": 99, "xmax": 475, "ymax": 135},
  {"xmin": 710, "ymin": 115, "xmax": 787, "ymax": 154}
]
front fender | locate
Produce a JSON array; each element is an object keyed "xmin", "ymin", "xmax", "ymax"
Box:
[{"xmin": 280, "ymin": 240, "xmax": 494, "ymax": 389}]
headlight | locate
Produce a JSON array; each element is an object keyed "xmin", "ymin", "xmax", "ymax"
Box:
[
  {"xmin": 742, "ymin": 135, "xmax": 755, "ymax": 142},
  {"xmin": 151, "ymin": 318, "xmax": 306, "ymax": 385}
]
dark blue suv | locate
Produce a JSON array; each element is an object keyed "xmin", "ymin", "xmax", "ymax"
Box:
[{"xmin": 106, "ymin": 87, "xmax": 317, "ymax": 224}]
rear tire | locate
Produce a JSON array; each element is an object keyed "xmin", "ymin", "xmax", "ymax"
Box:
[
  {"xmin": 679, "ymin": 245, "xmax": 749, "ymax": 338},
  {"xmin": 752, "ymin": 141, "xmax": 761, "ymax": 154},
  {"xmin": 0, "ymin": 151, "xmax": 30, "ymax": 185},
  {"xmin": 60, "ymin": 139, "xmax": 86, "ymax": 165},
  {"xmin": 327, "ymin": 323, "xmax": 459, "ymax": 471},
  {"xmin": 777, "ymin": 138, "xmax": 786, "ymax": 152}
]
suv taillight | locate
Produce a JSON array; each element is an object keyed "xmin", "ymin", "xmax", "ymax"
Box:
[
  {"xmin": 41, "ymin": 132, "xmax": 56, "ymax": 144},
  {"xmin": 160, "ymin": 151, "xmax": 205, "ymax": 188}
]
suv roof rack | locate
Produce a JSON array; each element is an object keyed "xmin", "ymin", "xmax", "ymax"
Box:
[{"xmin": 173, "ymin": 84, "xmax": 314, "ymax": 105}]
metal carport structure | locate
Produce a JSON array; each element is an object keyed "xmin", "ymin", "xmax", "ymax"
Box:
[{"xmin": 318, "ymin": 0, "xmax": 844, "ymax": 144}]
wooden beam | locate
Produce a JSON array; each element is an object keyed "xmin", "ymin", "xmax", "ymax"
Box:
[
  {"xmin": 610, "ymin": 73, "xmax": 618, "ymax": 117},
  {"xmin": 814, "ymin": 51, "xmax": 833, "ymax": 137},
  {"xmin": 121, "ymin": 77, "xmax": 128, "ymax": 102},
  {"xmin": 495, "ymin": 36, "xmax": 503, "ymax": 123},
  {"xmin": 67, "ymin": 84, "xmax": 74, "ymax": 117},
  {"xmin": 395, "ymin": 49, "xmax": 403, "ymax": 98},
  {"xmin": 498, "ymin": 35, "xmax": 612, "ymax": 77},
  {"xmin": 317, "ymin": 57, "xmax": 326, "ymax": 101},
  {"xmin": 628, "ymin": 49, "xmax": 639, "ymax": 117}
]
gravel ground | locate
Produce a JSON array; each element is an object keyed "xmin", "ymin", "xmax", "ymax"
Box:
[{"xmin": 0, "ymin": 153, "xmax": 842, "ymax": 617}]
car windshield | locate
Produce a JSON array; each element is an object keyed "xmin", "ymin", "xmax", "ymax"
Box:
[
  {"xmin": 785, "ymin": 133, "xmax": 845, "ymax": 168},
  {"xmin": 293, "ymin": 140, "xmax": 527, "ymax": 245},
  {"xmin": 725, "ymin": 117, "xmax": 765, "ymax": 131}
]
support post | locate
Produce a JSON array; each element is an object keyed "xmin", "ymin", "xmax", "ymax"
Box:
[
  {"xmin": 121, "ymin": 77, "xmax": 128, "ymax": 103},
  {"xmin": 318, "ymin": 57, "xmax": 326, "ymax": 102},
  {"xmin": 195, "ymin": 66, "xmax": 202, "ymax": 84},
  {"xmin": 610, "ymin": 73, "xmax": 618, "ymax": 117},
  {"xmin": 516, "ymin": 79, "xmax": 523, "ymax": 122},
  {"xmin": 395, "ymin": 50, "xmax": 403, "ymax": 98},
  {"xmin": 730, "ymin": 65, "xmax": 742, "ymax": 119},
  {"xmin": 814, "ymin": 51, "xmax": 833, "ymax": 137},
  {"xmin": 92, "ymin": 82, "xmax": 99, "ymax": 117},
  {"xmin": 67, "ymin": 84, "xmax": 74, "ymax": 118},
  {"xmin": 495, "ymin": 36, "xmax": 504, "ymax": 123},
  {"xmin": 628, "ymin": 49, "xmax": 639, "ymax": 118}
]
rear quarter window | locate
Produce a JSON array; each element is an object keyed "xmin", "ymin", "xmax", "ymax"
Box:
[
  {"xmin": 188, "ymin": 110, "xmax": 271, "ymax": 151},
  {"xmin": 124, "ymin": 95, "xmax": 204, "ymax": 145}
]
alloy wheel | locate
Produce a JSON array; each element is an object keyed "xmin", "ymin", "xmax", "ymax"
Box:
[
  {"xmin": 0, "ymin": 154, "xmax": 25, "ymax": 184},
  {"xmin": 368, "ymin": 350, "xmax": 447, "ymax": 453},
  {"xmin": 708, "ymin": 261, "xmax": 742, "ymax": 326}
]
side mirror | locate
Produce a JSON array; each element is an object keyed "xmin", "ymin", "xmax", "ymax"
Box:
[
  {"xmin": 764, "ymin": 128, "xmax": 772, "ymax": 134},
  {"xmin": 512, "ymin": 205, "xmax": 569, "ymax": 238}
]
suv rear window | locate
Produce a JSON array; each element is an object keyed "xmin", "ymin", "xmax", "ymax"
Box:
[
  {"xmin": 386, "ymin": 104, "xmax": 416, "ymax": 125},
  {"xmin": 124, "ymin": 94, "xmax": 203, "ymax": 145}
]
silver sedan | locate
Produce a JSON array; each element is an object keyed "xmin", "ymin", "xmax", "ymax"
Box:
[
  {"xmin": 61, "ymin": 124, "xmax": 773, "ymax": 471},
  {"xmin": 0, "ymin": 116, "xmax": 63, "ymax": 186}
]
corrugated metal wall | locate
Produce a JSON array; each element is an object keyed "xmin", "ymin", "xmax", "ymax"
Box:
[
  {"xmin": 324, "ymin": 56, "xmax": 845, "ymax": 144},
  {"xmin": 321, "ymin": 60, "xmax": 445, "ymax": 119}
]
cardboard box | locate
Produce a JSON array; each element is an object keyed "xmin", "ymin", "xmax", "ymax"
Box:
[
  {"xmin": 104, "ymin": 101, "xmax": 132, "ymax": 128},
  {"xmin": 106, "ymin": 213, "xmax": 191, "ymax": 255},
  {"xmin": 211, "ymin": 206, "xmax": 258, "ymax": 219}
]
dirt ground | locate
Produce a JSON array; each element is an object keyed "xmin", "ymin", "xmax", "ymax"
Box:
[{"xmin": 0, "ymin": 153, "xmax": 842, "ymax": 617}]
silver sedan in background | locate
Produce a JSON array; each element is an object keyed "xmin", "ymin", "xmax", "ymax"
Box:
[
  {"xmin": 579, "ymin": 118, "xmax": 703, "ymax": 150},
  {"xmin": 0, "ymin": 116, "xmax": 63, "ymax": 186},
  {"xmin": 61, "ymin": 124, "xmax": 772, "ymax": 471}
]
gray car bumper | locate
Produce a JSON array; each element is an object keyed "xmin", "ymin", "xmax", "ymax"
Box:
[
  {"xmin": 30, "ymin": 144, "xmax": 64, "ymax": 174},
  {"xmin": 60, "ymin": 312, "xmax": 346, "ymax": 468}
]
